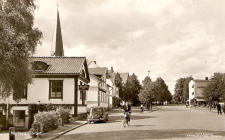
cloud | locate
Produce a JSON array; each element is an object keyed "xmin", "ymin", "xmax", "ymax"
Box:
[{"xmin": 33, "ymin": 0, "xmax": 225, "ymax": 95}]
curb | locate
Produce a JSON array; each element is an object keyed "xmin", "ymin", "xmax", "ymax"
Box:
[{"xmin": 49, "ymin": 121, "xmax": 88, "ymax": 140}]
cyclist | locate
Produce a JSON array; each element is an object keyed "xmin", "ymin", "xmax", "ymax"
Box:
[{"xmin": 123, "ymin": 102, "xmax": 131, "ymax": 121}]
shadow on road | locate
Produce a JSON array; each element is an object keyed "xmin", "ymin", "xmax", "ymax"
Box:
[
  {"xmin": 58, "ymin": 129, "xmax": 225, "ymax": 140},
  {"xmin": 129, "ymin": 125, "xmax": 153, "ymax": 127},
  {"xmin": 106, "ymin": 115, "xmax": 158, "ymax": 123}
]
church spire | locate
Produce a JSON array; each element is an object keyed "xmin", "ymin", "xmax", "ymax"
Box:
[{"xmin": 53, "ymin": 7, "xmax": 64, "ymax": 56}]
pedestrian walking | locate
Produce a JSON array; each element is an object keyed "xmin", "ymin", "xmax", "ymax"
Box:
[
  {"xmin": 140, "ymin": 104, "xmax": 144, "ymax": 114},
  {"xmin": 216, "ymin": 103, "xmax": 222, "ymax": 115}
]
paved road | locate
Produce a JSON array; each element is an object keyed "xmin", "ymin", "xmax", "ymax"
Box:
[{"xmin": 56, "ymin": 106, "xmax": 225, "ymax": 140}]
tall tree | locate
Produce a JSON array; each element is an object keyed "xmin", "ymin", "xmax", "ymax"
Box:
[
  {"xmin": 114, "ymin": 72, "xmax": 123, "ymax": 100},
  {"xmin": 173, "ymin": 77, "xmax": 187, "ymax": 103},
  {"xmin": 154, "ymin": 77, "xmax": 172, "ymax": 103},
  {"xmin": 126, "ymin": 73, "xmax": 141, "ymax": 105},
  {"xmin": 0, "ymin": 0, "xmax": 43, "ymax": 102},
  {"xmin": 138, "ymin": 76, "xmax": 155, "ymax": 110},
  {"xmin": 202, "ymin": 73, "xmax": 225, "ymax": 102}
]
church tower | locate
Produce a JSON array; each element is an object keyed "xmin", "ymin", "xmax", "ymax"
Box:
[{"xmin": 52, "ymin": 8, "xmax": 64, "ymax": 56}]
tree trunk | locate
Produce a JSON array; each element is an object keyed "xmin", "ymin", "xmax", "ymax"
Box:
[{"xmin": 146, "ymin": 101, "xmax": 150, "ymax": 110}]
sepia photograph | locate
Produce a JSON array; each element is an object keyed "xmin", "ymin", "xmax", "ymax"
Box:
[{"xmin": 0, "ymin": 0, "xmax": 225, "ymax": 139}]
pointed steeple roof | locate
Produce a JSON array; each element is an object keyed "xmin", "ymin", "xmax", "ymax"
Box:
[{"xmin": 54, "ymin": 9, "xmax": 64, "ymax": 56}]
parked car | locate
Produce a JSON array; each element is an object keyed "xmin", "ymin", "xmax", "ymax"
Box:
[{"xmin": 87, "ymin": 106, "xmax": 109, "ymax": 123}]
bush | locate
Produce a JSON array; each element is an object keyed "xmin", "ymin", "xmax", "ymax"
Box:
[
  {"xmin": 57, "ymin": 108, "xmax": 70, "ymax": 124},
  {"xmin": 29, "ymin": 122, "xmax": 41, "ymax": 138},
  {"xmin": 29, "ymin": 128, "xmax": 37, "ymax": 138},
  {"xmin": 34, "ymin": 111, "xmax": 60, "ymax": 132}
]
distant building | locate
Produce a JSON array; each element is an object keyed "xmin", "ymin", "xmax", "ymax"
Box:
[
  {"xmin": 88, "ymin": 63, "xmax": 109, "ymax": 109},
  {"xmin": 188, "ymin": 78, "xmax": 210, "ymax": 106},
  {"xmin": 107, "ymin": 67, "xmax": 120, "ymax": 108}
]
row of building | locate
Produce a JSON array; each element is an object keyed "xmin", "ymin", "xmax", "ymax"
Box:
[{"xmin": 0, "ymin": 9, "xmax": 129, "ymax": 130}]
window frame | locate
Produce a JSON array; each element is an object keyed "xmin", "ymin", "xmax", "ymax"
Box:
[{"xmin": 49, "ymin": 80, "xmax": 63, "ymax": 100}]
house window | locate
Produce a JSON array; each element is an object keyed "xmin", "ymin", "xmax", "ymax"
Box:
[
  {"xmin": 192, "ymin": 84, "xmax": 194, "ymax": 88},
  {"xmin": 192, "ymin": 92, "xmax": 194, "ymax": 95},
  {"xmin": 13, "ymin": 110, "xmax": 25, "ymax": 127},
  {"xmin": 49, "ymin": 80, "xmax": 63, "ymax": 99},
  {"xmin": 32, "ymin": 61, "xmax": 49, "ymax": 71}
]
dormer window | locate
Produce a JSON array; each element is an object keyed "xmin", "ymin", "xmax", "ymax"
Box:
[{"xmin": 32, "ymin": 61, "xmax": 49, "ymax": 71}]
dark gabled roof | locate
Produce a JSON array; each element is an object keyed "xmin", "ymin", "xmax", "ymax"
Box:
[
  {"xmin": 89, "ymin": 73, "xmax": 104, "ymax": 82},
  {"xmin": 88, "ymin": 67, "xmax": 108, "ymax": 75},
  {"xmin": 120, "ymin": 72, "xmax": 129, "ymax": 83},
  {"xmin": 30, "ymin": 57, "xmax": 86, "ymax": 74}
]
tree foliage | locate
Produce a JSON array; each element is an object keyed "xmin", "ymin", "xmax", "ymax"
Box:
[
  {"xmin": 114, "ymin": 72, "xmax": 122, "ymax": 89},
  {"xmin": 0, "ymin": 0, "xmax": 43, "ymax": 102},
  {"xmin": 126, "ymin": 73, "xmax": 141, "ymax": 105},
  {"xmin": 154, "ymin": 77, "xmax": 172, "ymax": 102},
  {"xmin": 202, "ymin": 73, "xmax": 225, "ymax": 102},
  {"xmin": 138, "ymin": 76, "xmax": 154, "ymax": 110},
  {"xmin": 173, "ymin": 76, "xmax": 193, "ymax": 103},
  {"xmin": 183, "ymin": 76, "xmax": 193, "ymax": 102}
]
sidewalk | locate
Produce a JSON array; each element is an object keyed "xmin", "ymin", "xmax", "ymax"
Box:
[{"xmin": 0, "ymin": 120, "xmax": 87, "ymax": 140}]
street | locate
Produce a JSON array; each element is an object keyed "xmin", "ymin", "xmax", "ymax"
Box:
[{"xmin": 56, "ymin": 106, "xmax": 225, "ymax": 140}]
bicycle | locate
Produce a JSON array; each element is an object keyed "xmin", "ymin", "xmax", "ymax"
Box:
[{"xmin": 123, "ymin": 111, "xmax": 130, "ymax": 127}]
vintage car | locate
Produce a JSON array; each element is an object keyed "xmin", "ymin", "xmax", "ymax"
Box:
[{"xmin": 87, "ymin": 106, "xmax": 109, "ymax": 123}]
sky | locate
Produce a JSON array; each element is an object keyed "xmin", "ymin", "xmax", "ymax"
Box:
[{"xmin": 33, "ymin": 0, "xmax": 225, "ymax": 95}]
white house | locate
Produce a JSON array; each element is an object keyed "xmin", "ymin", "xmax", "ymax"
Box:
[
  {"xmin": 87, "ymin": 61, "xmax": 109, "ymax": 109},
  {"xmin": 107, "ymin": 68, "xmax": 120, "ymax": 108},
  {"xmin": 0, "ymin": 9, "xmax": 91, "ymax": 131},
  {"xmin": 0, "ymin": 57, "xmax": 90, "ymax": 130},
  {"xmin": 189, "ymin": 78, "xmax": 210, "ymax": 106}
]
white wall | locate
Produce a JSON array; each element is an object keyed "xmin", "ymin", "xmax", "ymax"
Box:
[
  {"xmin": 189, "ymin": 80, "xmax": 195, "ymax": 105},
  {"xmin": 28, "ymin": 78, "xmax": 75, "ymax": 104},
  {"xmin": 195, "ymin": 81, "xmax": 208, "ymax": 97},
  {"xmin": 78, "ymin": 106, "xmax": 87, "ymax": 113},
  {"xmin": 189, "ymin": 80, "xmax": 209, "ymax": 105},
  {"xmin": 4, "ymin": 78, "xmax": 75, "ymax": 104}
]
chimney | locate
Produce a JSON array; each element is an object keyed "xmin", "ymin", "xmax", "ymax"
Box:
[
  {"xmin": 205, "ymin": 77, "xmax": 208, "ymax": 80},
  {"xmin": 111, "ymin": 66, "xmax": 113, "ymax": 71}
]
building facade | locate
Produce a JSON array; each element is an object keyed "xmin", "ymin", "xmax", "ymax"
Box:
[
  {"xmin": 87, "ymin": 61, "xmax": 109, "ymax": 109},
  {"xmin": 189, "ymin": 78, "xmax": 210, "ymax": 106},
  {"xmin": 0, "ymin": 57, "xmax": 90, "ymax": 130}
]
